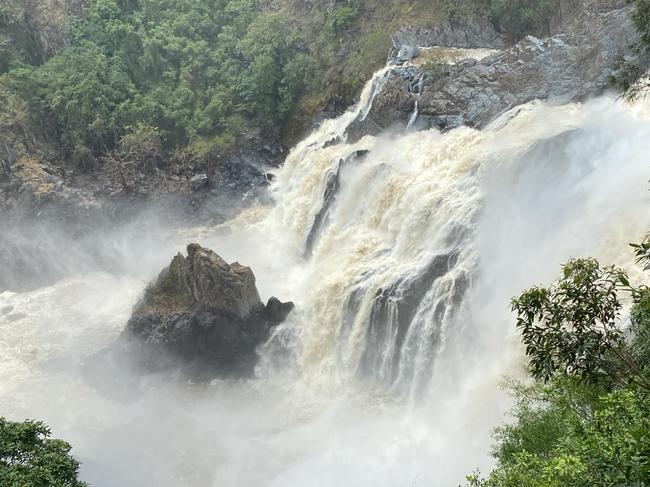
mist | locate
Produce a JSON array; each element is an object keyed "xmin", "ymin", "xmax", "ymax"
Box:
[{"xmin": 1, "ymin": 92, "xmax": 649, "ymax": 487}]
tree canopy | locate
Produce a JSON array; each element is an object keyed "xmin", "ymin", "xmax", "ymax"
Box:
[
  {"xmin": 0, "ymin": 417, "xmax": 87, "ymax": 487},
  {"xmin": 466, "ymin": 238, "xmax": 650, "ymax": 486},
  {"xmin": 1, "ymin": 0, "xmax": 314, "ymax": 162}
]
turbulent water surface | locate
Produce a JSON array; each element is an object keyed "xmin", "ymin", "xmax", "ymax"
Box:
[{"xmin": 1, "ymin": 65, "xmax": 650, "ymax": 486}]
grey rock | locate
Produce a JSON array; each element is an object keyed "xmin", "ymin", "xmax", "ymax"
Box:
[
  {"xmin": 189, "ymin": 173, "xmax": 209, "ymax": 191},
  {"xmin": 392, "ymin": 17, "xmax": 506, "ymax": 50},
  {"xmin": 391, "ymin": 45, "xmax": 422, "ymax": 64},
  {"xmin": 121, "ymin": 244, "xmax": 293, "ymax": 379},
  {"xmin": 263, "ymin": 297, "xmax": 295, "ymax": 323},
  {"xmin": 348, "ymin": 1, "xmax": 641, "ymax": 140},
  {"xmin": 551, "ymin": 0, "xmax": 630, "ymax": 34}
]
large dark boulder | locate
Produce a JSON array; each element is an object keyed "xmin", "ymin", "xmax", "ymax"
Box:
[{"xmin": 121, "ymin": 244, "xmax": 293, "ymax": 379}]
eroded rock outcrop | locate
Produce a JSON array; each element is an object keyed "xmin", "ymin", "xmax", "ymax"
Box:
[
  {"xmin": 121, "ymin": 244, "xmax": 293, "ymax": 379},
  {"xmin": 347, "ymin": 0, "xmax": 644, "ymax": 140},
  {"xmin": 1, "ymin": 0, "xmax": 89, "ymax": 66},
  {"xmin": 391, "ymin": 17, "xmax": 506, "ymax": 53}
]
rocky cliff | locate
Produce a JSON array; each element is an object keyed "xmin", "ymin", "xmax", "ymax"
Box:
[
  {"xmin": 120, "ymin": 244, "xmax": 293, "ymax": 379},
  {"xmin": 347, "ymin": 0, "xmax": 641, "ymax": 139},
  {"xmin": 1, "ymin": 0, "xmax": 88, "ymax": 67},
  {"xmin": 0, "ymin": 0, "xmax": 645, "ymax": 227}
]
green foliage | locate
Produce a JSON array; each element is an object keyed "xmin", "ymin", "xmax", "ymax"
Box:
[
  {"xmin": 326, "ymin": 3, "xmax": 359, "ymax": 35},
  {"xmin": 0, "ymin": 86, "xmax": 29, "ymax": 133},
  {"xmin": 511, "ymin": 258, "xmax": 627, "ymax": 384},
  {"xmin": 1, "ymin": 0, "xmax": 314, "ymax": 165},
  {"xmin": 631, "ymin": 236, "xmax": 650, "ymax": 265},
  {"xmin": 489, "ymin": 0, "xmax": 559, "ymax": 41},
  {"xmin": 0, "ymin": 417, "xmax": 87, "ymax": 487},
  {"xmin": 238, "ymin": 12, "xmax": 308, "ymax": 122},
  {"xmin": 0, "ymin": 0, "xmax": 43, "ymax": 74},
  {"xmin": 610, "ymin": 57, "xmax": 645, "ymax": 99},
  {"xmin": 633, "ymin": 0, "xmax": 650, "ymax": 50},
  {"xmin": 467, "ymin": 380, "xmax": 650, "ymax": 487},
  {"xmin": 441, "ymin": 0, "xmax": 477, "ymax": 20},
  {"xmin": 0, "ymin": 33, "xmax": 16, "ymax": 74},
  {"xmin": 421, "ymin": 61, "xmax": 450, "ymax": 84},
  {"xmin": 467, "ymin": 238, "xmax": 650, "ymax": 486},
  {"xmin": 611, "ymin": 0, "xmax": 650, "ymax": 98},
  {"xmin": 631, "ymin": 287, "xmax": 650, "ymax": 374}
]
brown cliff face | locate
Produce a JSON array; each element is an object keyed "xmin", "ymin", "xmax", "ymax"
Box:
[{"xmin": 143, "ymin": 243, "xmax": 263, "ymax": 319}]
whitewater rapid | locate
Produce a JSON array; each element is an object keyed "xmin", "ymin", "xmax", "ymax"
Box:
[{"xmin": 1, "ymin": 63, "xmax": 650, "ymax": 486}]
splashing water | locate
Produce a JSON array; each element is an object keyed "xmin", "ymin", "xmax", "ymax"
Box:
[{"xmin": 1, "ymin": 64, "xmax": 650, "ymax": 487}]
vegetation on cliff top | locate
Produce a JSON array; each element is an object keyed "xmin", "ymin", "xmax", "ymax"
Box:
[
  {"xmin": 0, "ymin": 0, "xmax": 565, "ymax": 174},
  {"xmin": 619, "ymin": 0, "xmax": 650, "ymax": 98},
  {"xmin": 3, "ymin": 0, "xmax": 317, "ymax": 165}
]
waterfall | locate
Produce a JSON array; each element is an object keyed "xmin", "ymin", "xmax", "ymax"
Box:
[
  {"xmin": 1, "ymin": 62, "xmax": 650, "ymax": 487},
  {"xmin": 406, "ymin": 100, "xmax": 419, "ymax": 129},
  {"xmin": 359, "ymin": 67, "xmax": 392, "ymax": 122},
  {"xmin": 261, "ymin": 63, "xmax": 650, "ymax": 402}
]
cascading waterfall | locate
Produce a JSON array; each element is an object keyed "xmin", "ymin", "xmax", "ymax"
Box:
[
  {"xmin": 261, "ymin": 57, "xmax": 650, "ymax": 402},
  {"xmin": 1, "ymin": 56, "xmax": 650, "ymax": 487},
  {"xmin": 406, "ymin": 100, "xmax": 419, "ymax": 130}
]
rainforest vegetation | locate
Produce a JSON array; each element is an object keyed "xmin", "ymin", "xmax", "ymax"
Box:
[
  {"xmin": 465, "ymin": 242, "xmax": 650, "ymax": 486},
  {"xmin": 0, "ymin": 0, "xmax": 563, "ymax": 171},
  {"xmin": 0, "ymin": 418, "xmax": 87, "ymax": 486}
]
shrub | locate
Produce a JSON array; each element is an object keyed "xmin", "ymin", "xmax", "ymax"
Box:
[
  {"xmin": 466, "ymin": 236, "xmax": 650, "ymax": 486},
  {"xmin": 0, "ymin": 418, "xmax": 87, "ymax": 487},
  {"xmin": 326, "ymin": 3, "xmax": 359, "ymax": 35},
  {"xmin": 422, "ymin": 61, "xmax": 450, "ymax": 84},
  {"xmin": 489, "ymin": 0, "xmax": 560, "ymax": 41}
]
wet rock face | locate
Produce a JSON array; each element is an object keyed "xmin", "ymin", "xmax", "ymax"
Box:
[
  {"xmin": 122, "ymin": 244, "xmax": 294, "ymax": 379},
  {"xmin": 162, "ymin": 243, "xmax": 263, "ymax": 319},
  {"xmin": 349, "ymin": 1, "xmax": 641, "ymax": 141},
  {"xmin": 391, "ymin": 18, "xmax": 506, "ymax": 52}
]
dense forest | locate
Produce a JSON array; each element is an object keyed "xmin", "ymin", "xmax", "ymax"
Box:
[{"xmin": 0, "ymin": 0, "xmax": 562, "ymax": 174}]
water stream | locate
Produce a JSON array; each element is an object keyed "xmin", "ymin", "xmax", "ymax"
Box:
[{"xmin": 1, "ymin": 61, "xmax": 649, "ymax": 486}]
